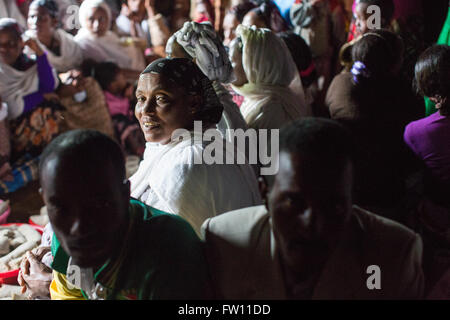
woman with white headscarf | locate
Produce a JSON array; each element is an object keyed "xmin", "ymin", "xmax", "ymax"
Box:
[
  {"xmin": 75, "ymin": 0, "xmax": 145, "ymax": 72},
  {"xmin": 230, "ymin": 24, "xmax": 310, "ymax": 131},
  {"xmin": 25, "ymin": 0, "xmax": 83, "ymax": 73},
  {"xmin": 130, "ymin": 58, "xmax": 262, "ymax": 234}
]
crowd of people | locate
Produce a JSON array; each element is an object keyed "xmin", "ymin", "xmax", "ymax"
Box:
[{"xmin": 0, "ymin": 0, "xmax": 449, "ymax": 300}]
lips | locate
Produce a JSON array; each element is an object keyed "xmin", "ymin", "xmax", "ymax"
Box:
[{"xmin": 141, "ymin": 117, "xmax": 161, "ymax": 130}]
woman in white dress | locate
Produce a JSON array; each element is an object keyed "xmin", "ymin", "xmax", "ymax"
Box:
[{"xmin": 130, "ymin": 58, "xmax": 262, "ymax": 234}]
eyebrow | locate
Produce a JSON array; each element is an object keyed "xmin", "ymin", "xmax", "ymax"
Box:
[{"xmin": 136, "ymin": 87, "xmax": 172, "ymax": 96}]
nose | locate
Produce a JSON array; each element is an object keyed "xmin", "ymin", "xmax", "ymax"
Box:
[
  {"xmin": 299, "ymin": 207, "xmax": 313, "ymax": 229},
  {"xmin": 142, "ymin": 98, "xmax": 156, "ymax": 115},
  {"xmin": 69, "ymin": 216, "xmax": 90, "ymax": 237}
]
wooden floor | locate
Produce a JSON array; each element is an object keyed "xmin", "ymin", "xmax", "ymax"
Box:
[{"xmin": 0, "ymin": 180, "xmax": 44, "ymax": 223}]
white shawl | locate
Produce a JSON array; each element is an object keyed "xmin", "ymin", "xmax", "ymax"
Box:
[
  {"xmin": 75, "ymin": 0, "xmax": 145, "ymax": 71},
  {"xmin": 232, "ymin": 25, "xmax": 310, "ymax": 129},
  {"xmin": 129, "ymin": 129, "xmax": 262, "ymax": 234},
  {"xmin": 0, "ymin": 60, "xmax": 57, "ymax": 120},
  {"xmin": 25, "ymin": 29, "xmax": 83, "ymax": 73}
]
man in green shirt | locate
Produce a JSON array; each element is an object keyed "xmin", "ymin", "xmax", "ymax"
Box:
[{"xmin": 37, "ymin": 129, "xmax": 212, "ymax": 300}]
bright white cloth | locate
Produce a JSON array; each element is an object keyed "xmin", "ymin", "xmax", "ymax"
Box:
[
  {"xmin": 166, "ymin": 21, "xmax": 248, "ymax": 144},
  {"xmin": 167, "ymin": 21, "xmax": 234, "ymax": 83},
  {"xmin": 0, "ymin": 60, "xmax": 56, "ymax": 120},
  {"xmin": 75, "ymin": 0, "xmax": 145, "ymax": 71},
  {"xmin": 25, "ymin": 28, "xmax": 83, "ymax": 73},
  {"xmin": 232, "ymin": 25, "xmax": 310, "ymax": 130},
  {"xmin": 0, "ymin": 0, "xmax": 26, "ymax": 29},
  {"xmin": 129, "ymin": 129, "xmax": 262, "ymax": 234}
]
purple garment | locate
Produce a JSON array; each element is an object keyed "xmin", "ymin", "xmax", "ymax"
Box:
[
  {"xmin": 404, "ymin": 111, "xmax": 450, "ymax": 183},
  {"xmin": 22, "ymin": 53, "xmax": 56, "ymax": 114}
]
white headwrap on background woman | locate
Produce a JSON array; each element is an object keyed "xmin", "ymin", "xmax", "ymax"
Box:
[
  {"xmin": 166, "ymin": 21, "xmax": 249, "ymax": 144},
  {"xmin": 232, "ymin": 25, "xmax": 310, "ymax": 129},
  {"xmin": 75, "ymin": 0, "xmax": 145, "ymax": 71}
]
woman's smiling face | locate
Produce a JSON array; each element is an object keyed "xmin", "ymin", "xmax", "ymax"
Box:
[{"xmin": 135, "ymin": 73, "xmax": 199, "ymax": 144}]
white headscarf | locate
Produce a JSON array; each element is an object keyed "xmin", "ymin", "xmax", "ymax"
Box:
[
  {"xmin": 232, "ymin": 25, "xmax": 310, "ymax": 128},
  {"xmin": 25, "ymin": 28, "xmax": 83, "ymax": 73},
  {"xmin": 75, "ymin": 0, "xmax": 145, "ymax": 70}
]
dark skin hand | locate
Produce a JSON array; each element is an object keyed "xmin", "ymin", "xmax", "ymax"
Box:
[{"xmin": 17, "ymin": 246, "xmax": 53, "ymax": 299}]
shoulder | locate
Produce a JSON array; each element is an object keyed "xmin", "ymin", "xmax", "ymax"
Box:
[
  {"xmin": 352, "ymin": 205, "xmax": 422, "ymax": 266},
  {"xmin": 132, "ymin": 199, "xmax": 198, "ymax": 239},
  {"xmin": 326, "ymin": 72, "xmax": 357, "ymax": 119},
  {"xmin": 201, "ymin": 205, "xmax": 270, "ymax": 245},
  {"xmin": 351, "ymin": 206, "xmax": 424, "ymax": 298},
  {"xmin": 403, "ymin": 114, "xmax": 437, "ymax": 147}
]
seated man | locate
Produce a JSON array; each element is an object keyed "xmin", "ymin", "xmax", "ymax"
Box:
[
  {"xmin": 202, "ymin": 118, "xmax": 424, "ymax": 299},
  {"xmin": 28, "ymin": 129, "xmax": 212, "ymax": 300}
]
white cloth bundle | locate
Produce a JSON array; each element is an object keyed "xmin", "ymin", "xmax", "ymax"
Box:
[
  {"xmin": 129, "ymin": 129, "xmax": 262, "ymax": 234},
  {"xmin": 167, "ymin": 21, "xmax": 235, "ymax": 83},
  {"xmin": 25, "ymin": 28, "xmax": 83, "ymax": 73},
  {"xmin": 166, "ymin": 21, "xmax": 248, "ymax": 145},
  {"xmin": 231, "ymin": 25, "xmax": 310, "ymax": 130}
]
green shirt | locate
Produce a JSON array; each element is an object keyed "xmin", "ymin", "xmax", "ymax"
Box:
[{"xmin": 51, "ymin": 199, "xmax": 212, "ymax": 300}]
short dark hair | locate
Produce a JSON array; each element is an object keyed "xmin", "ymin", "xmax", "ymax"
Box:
[
  {"xmin": 279, "ymin": 118, "xmax": 355, "ymax": 166},
  {"xmin": 414, "ymin": 45, "xmax": 450, "ymax": 115},
  {"xmin": 352, "ymin": 29, "xmax": 403, "ymax": 80},
  {"xmin": 87, "ymin": 61, "xmax": 121, "ymax": 91},
  {"xmin": 278, "ymin": 31, "xmax": 317, "ymax": 88},
  {"xmin": 357, "ymin": 0, "xmax": 395, "ymax": 25},
  {"xmin": 228, "ymin": 2, "xmax": 257, "ymax": 23},
  {"xmin": 39, "ymin": 129, "xmax": 125, "ymax": 183}
]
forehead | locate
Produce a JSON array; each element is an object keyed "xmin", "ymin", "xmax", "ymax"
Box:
[
  {"xmin": 275, "ymin": 152, "xmax": 352, "ymax": 194},
  {"xmin": 41, "ymin": 154, "xmax": 120, "ymax": 197},
  {"xmin": 0, "ymin": 29, "xmax": 18, "ymax": 42},
  {"xmin": 137, "ymin": 72, "xmax": 185, "ymax": 94},
  {"xmin": 88, "ymin": 6, "xmax": 108, "ymax": 18},
  {"xmin": 355, "ymin": 3, "xmax": 369, "ymax": 16}
]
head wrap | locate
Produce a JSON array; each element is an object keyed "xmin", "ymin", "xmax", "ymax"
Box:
[
  {"xmin": 166, "ymin": 21, "xmax": 234, "ymax": 83},
  {"xmin": 79, "ymin": 0, "xmax": 112, "ymax": 30},
  {"xmin": 142, "ymin": 58, "xmax": 224, "ymax": 124},
  {"xmin": 29, "ymin": 0, "xmax": 59, "ymax": 18}
]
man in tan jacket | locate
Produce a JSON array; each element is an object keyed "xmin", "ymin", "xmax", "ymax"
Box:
[{"xmin": 201, "ymin": 118, "xmax": 424, "ymax": 299}]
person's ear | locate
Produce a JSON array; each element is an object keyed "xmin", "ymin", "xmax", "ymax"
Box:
[{"xmin": 188, "ymin": 94, "xmax": 202, "ymax": 115}]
